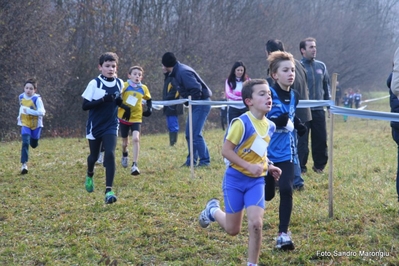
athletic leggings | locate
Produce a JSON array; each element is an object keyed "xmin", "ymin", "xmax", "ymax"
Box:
[
  {"xmin": 87, "ymin": 134, "xmax": 117, "ymax": 188},
  {"xmin": 275, "ymin": 160, "xmax": 294, "ymax": 233}
]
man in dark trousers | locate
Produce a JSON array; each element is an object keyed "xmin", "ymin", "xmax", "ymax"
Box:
[
  {"xmin": 161, "ymin": 52, "xmax": 212, "ymax": 167},
  {"xmin": 298, "ymin": 37, "xmax": 331, "ymax": 174}
]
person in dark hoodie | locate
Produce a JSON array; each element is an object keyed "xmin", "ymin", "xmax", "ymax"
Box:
[
  {"xmin": 161, "ymin": 52, "xmax": 212, "ymax": 167},
  {"xmin": 162, "ymin": 65, "xmax": 183, "ymax": 146}
]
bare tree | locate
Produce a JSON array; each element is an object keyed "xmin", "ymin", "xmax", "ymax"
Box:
[{"xmin": 0, "ymin": 0, "xmax": 69, "ymax": 139}]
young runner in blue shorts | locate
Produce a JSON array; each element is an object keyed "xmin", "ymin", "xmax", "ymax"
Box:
[{"xmin": 198, "ymin": 79, "xmax": 282, "ymax": 266}]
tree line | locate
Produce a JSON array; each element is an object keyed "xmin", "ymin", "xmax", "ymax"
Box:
[{"xmin": 1, "ymin": 0, "xmax": 398, "ymax": 140}]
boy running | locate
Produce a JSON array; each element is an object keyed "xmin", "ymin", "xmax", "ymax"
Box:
[
  {"xmin": 199, "ymin": 79, "xmax": 281, "ymax": 266},
  {"xmin": 118, "ymin": 66, "xmax": 152, "ymax": 175}
]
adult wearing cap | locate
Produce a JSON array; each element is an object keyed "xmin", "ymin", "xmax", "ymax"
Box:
[{"xmin": 162, "ymin": 52, "xmax": 212, "ymax": 167}]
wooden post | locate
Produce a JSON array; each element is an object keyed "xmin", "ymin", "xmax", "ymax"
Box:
[
  {"xmin": 328, "ymin": 73, "xmax": 338, "ymax": 218},
  {"xmin": 188, "ymin": 96, "xmax": 195, "ymax": 178}
]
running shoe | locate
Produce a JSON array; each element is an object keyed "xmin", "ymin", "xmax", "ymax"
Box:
[
  {"xmin": 275, "ymin": 232, "xmax": 295, "ymax": 251},
  {"xmin": 85, "ymin": 176, "xmax": 94, "ymax": 193},
  {"xmin": 105, "ymin": 191, "xmax": 117, "ymax": 204},
  {"xmin": 21, "ymin": 163, "xmax": 28, "ymax": 175},
  {"xmin": 312, "ymin": 166, "xmax": 324, "ymax": 174},
  {"xmin": 131, "ymin": 164, "xmax": 140, "ymax": 175},
  {"xmin": 199, "ymin": 198, "xmax": 220, "ymax": 228}
]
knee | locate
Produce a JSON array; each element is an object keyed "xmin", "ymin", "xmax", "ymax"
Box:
[
  {"xmin": 279, "ymin": 186, "xmax": 293, "ymax": 197},
  {"xmin": 279, "ymin": 187, "xmax": 293, "ymax": 202},
  {"xmin": 30, "ymin": 140, "xmax": 39, "ymax": 149},
  {"xmin": 248, "ymin": 217, "xmax": 263, "ymax": 232},
  {"xmin": 279, "ymin": 178, "xmax": 293, "ymax": 195},
  {"xmin": 88, "ymin": 154, "xmax": 97, "ymax": 165},
  {"xmin": 226, "ymin": 227, "xmax": 240, "ymax": 236},
  {"xmin": 132, "ymin": 135, "xmax": 140, "ymax": 144},
  {"xmin": 104, "ymin": 151, "xmax": 115, "ymax": 161},
  {"xmin": 103, "ymin": 152, "xmax": 115, "ymax": 169},
  {"xmin": 225, "ymin": 222, "xmax": 241, "ymax": 236},
  {"xmin": 21, "ymin": 135, "xmax": 30, "ymax": 145},
  {"xmin": 22, "ymin": 140, "xmax": 29, "ymax": 147}
]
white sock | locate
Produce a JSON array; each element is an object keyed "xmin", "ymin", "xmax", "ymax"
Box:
[
  {"xmin": 210, "ymin": 207, "xmax": 219, "ymax": 219},
  {"xmin": 247, "ymin": 263, "xmax": 257, "ymax": 266}
]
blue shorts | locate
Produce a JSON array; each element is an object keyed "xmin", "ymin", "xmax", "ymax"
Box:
[
  {"xmin": 21, "ymin": 126, "xmax": 42, "ymax": 139},
  {"xmin": 222, "ymin": 167, "xmax": 265, "ymax": 213}
]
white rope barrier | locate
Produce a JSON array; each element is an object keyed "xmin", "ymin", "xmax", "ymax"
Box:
[{"xmin": 152, "ymin": 95, "xmax": 399, "ymax": 122}]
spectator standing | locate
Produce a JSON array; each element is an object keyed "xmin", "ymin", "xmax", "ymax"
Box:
[
  {"xmin": 298, "ymin": 37, "xmax": 331, "ymax": 174},
  {"xmin": 348, "ymin": 88, "xmax": 354, "ymax": 108},
  {"xmin": 335, "ymin": 81, "xmax": 342, "ymax": 106},
  {"xmin": 225, "ymin": 61, "xmax": 250, "ymax": 124},
  {"xmin": 161, "ymin": 52, "xmax": 212, "ymax": 167},
  {"xmin": 342, "ymin": 92, "xmax": 350, "ymax": 122},
  {"xmin": 353, "ymin": 89, "xmax": 362, "ymax": 109}
]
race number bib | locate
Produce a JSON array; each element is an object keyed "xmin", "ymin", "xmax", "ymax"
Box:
[
  {"xmin": 251, "ymin": 135, "xmax": 268, "ymax": 157},
  {"xmin": 126, "ymin": 95, "xmax": 138, "ymax": 106}
]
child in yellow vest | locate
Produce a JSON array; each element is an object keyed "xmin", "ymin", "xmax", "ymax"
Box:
[
  {"xmin": 17, "ymin": 78, "xmax": 46, "ymax": 174},
  {"xmin": 198, "ymin": 79, "xmax": 281, "ymax": 266},
  {"xmin": 117, "ymin": 66, "xmax": 152, "ymax": 175}
]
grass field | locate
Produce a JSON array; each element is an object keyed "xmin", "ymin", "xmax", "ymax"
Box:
[{"xmin": 1, "ymin": 96, "xmax": 399, "ymax": 265}]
